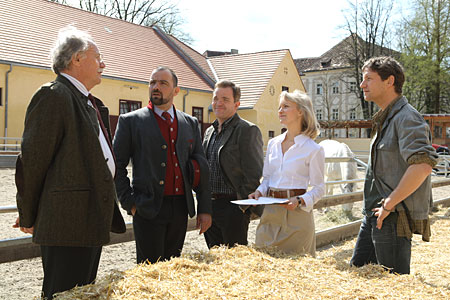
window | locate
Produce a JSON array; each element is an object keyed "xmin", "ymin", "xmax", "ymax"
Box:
[
  {"xmin": 268, "ymin": 130, "xmax": 275, "ymax": 138},
  {"xmin": 282, "ymin": 86, "xmax": 289, "ymax": 92},
  {"xmin": 316, "ymin": 109, "xmax": 323, "ymax": 120},
  {"xmin": 192, "ymin": 107, "xmax": 203, "ymax": 123},
  {"xmin": 332, "ymin": 108, "xmax": 339, "ymax": 120},
  {"xmin": 316, "ymin": 83, "xmax": 323, "ymax": 95},
  {"xmin": 349, "ymin": 108, "xmax": 356, "ymax": 120},
  {"xmin": 119, "ymin": 100, "xmax": 141, "ymax": 114},
  {"xmin": 434, "ymin": 126, "xmax": 442, "ymax": 138},
  {"xmin": 0, "ymin": 87, "xmax": 2, "ymax": 106},
  {"xmin": 350, "ymin": 81, "xmax": 357, "ymax": 92},
  {"xmin": 332, "ymin": 82, "xmax": 339, "ymax": 94}
]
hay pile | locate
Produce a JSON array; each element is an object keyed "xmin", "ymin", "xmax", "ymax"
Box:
[{"xmin": 55, "ymin": 208, "xmax": 450, "ymax": 300}]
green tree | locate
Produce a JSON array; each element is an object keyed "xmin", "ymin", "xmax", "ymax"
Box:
[
  {"xmin": 398, "ymin": 0, "xmax": 450, "ymax": 113},
  {"xmin": 50, "ymin": 0, "xmax": 192, "ymax": 43}
]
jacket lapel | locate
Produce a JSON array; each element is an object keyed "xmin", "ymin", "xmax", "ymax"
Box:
[
  {"xmin": 203, "ymin": 126, "xmax": 214, "ymax": 150},
  {"xmin": 218, "ymin": 114, "xmax": 240, "ymax": 154},
  {"xmin": 144, "ymin": 108, "xmax": 166, "ymax": 145},
  {"xmin": 56, "ymin": 75, "xmax": 99, "ymax": 136}
]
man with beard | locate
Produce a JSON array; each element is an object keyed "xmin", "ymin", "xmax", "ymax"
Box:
[{"xmin": 113, "ymin": 66, "xmax": 212, "ymax": 264}]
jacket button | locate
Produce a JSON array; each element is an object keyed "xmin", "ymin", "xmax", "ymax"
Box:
[
  {"xmin": 103, "ymin": 196, "xmax": 108, "ymax": 202},
  {"xmin": 159, "ymin": 180, "xmax": 164, "ymax": 185},
  {"xmin": 161, "ymin": 162, "xmax": 166, "ymax": 167},
  {"xmin": 162, "ymin": 145, "xmax": 167, "ymax": 149}
]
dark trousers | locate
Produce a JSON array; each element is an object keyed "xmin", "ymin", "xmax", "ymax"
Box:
[
  {"xmin": 133, "ymin": 195, "xmax": 188, "ymax": 264},
  {"xmin": 40, "ymin": 245, "xmax": 102, "ymax": 299},
  {"xmin": 350, "ymin": 214, "xmax": 411, "ymax": 274},
  {"xmin": 204, "ymin": 197, "xmax": 250, "ymax": 249}
]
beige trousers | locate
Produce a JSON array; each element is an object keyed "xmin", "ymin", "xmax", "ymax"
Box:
[{"xmin": 255, "ymin": 205, "xmax": 316, "ymax": 257}]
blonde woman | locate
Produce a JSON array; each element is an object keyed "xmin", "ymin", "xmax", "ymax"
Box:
[{"xmin": 249, "ymin": 90, "xmax": 325, "ymax": 256}]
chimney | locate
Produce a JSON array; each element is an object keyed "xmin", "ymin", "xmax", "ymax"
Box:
[{"xmin": 231, "ymin": 49, "xmax": 238, "ymax": 54}]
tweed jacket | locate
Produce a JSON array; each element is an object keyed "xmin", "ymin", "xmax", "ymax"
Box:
[
  {"xmin": 16, "ymin": 75, "xmax": 126, "ymax": 247},
  {"xmin": 203, "ymin": 113, "xmax": 264, "ymax": 200},
  {"xmin": 113, "ymin": 107, "xmax": 212, "ymax": 219},
  {"xmin": 367, "ymin": 96, "xmax": 438, "ymax": 220}
]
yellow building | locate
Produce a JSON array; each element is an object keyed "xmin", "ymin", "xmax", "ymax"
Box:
[{"xmin": 0, "ymin": 0, "xmax": 304, "ymax": 150}]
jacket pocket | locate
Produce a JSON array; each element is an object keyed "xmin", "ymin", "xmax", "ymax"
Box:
[{"xmin": 49, "ymin": 189, "xmax": 92, "ymax": 234}]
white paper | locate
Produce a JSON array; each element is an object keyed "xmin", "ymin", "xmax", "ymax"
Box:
[{"xmin": 231, "ymin": 197, "xmax": 289, "ymax": 205}]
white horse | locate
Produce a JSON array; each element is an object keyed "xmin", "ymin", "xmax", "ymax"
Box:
[{"xmin": 319, "ymin": 139, "xmax": 358, "ymax": 212}]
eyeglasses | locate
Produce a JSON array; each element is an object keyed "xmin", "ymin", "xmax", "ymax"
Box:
[{"xmin": 96, "ymin": 53, "xmax": 104, "ymax": 63}]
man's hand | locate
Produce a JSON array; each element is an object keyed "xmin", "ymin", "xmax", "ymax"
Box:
[
  {"xmin": 372, "ymin": 199, "xmax": 393, "ymax": 229},
  {"xmin": 196, "ymin": 213, "xmax": 212, "ymax": 235},
  {"xmin": 12, "ymin": 216, "xmax": 34, "ymax": 234}
]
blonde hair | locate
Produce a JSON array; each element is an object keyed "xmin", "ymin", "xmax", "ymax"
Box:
[{"xmin": 280, "ymin": 90, "xmax": 320, "ymax": 139}]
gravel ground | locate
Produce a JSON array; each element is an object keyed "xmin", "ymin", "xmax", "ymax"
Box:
[{"xmin": 0, "ymin": 167, "xmax": 448, "ymax": 299}]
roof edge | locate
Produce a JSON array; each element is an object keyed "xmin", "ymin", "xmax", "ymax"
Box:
[{"xmin": 152, "ymin": 26, "xmax": 216, "ymax": 88}]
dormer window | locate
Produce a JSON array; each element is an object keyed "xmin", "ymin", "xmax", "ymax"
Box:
[{"xmin": 321, "ymin": 59, "xmax": 331, "ymax": 68}]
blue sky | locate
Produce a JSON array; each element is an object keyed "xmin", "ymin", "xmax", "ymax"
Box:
[{"xmin": 177, "ymin": 0, "xmax": 409, "ymax": 58}]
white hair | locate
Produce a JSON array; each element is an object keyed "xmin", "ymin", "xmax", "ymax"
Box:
[{"xmin": 50, "ymin": 25, "xmax": 94, "ymax": 74}]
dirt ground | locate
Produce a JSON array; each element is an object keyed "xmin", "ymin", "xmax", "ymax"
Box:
[{"xmin": 0, "ymin": 167, "xmax": 448, "ymax": 299}]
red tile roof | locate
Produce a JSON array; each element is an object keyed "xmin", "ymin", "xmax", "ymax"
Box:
[
  {"xmin": 0, "ymin": 0, "xmax": 213, "ymax": 91},
  {"xmin": 208, "ymin": 50, "xmax": 290, "ymax": 109}
]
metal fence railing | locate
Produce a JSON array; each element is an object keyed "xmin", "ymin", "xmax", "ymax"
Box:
[{"xmin": 0, "ymin": 137, "xmax": 22, "ymax": 152}]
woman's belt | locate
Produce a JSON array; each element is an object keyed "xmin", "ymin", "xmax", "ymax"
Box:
[{"xmin": 268, "ymin": 188, "xmax": 306, "ymax": 199}]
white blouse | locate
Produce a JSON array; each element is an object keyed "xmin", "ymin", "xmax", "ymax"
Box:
[{"xmin": 257, "ymin": 132, "xmax": 325, "ymax": 212}]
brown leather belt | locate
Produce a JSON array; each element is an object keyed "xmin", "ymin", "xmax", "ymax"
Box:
[
  {"xmin": 268, "ymin": 188, "xmax": 306, "ymax": 199},
  {"xmin": 211, "ymin": 193, "xmax": 237, "ymax": 200}
]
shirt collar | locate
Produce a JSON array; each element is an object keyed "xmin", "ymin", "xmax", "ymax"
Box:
[
  {"xmin": 153, "ymin": 105, "xmax": 175, "ymax": 121},
  {"xmin": 212, "ymin": 114, "xmax": 236, "ymax": 132},
  {"xmin": 278, "ymin": 131, "xmax": 309, "ymax": 147},
  {"xmin": 372, "ymin": 95, "xmax": 402, "ymax": 136},
  {"xmin": 60, "ymin": 73, "xmax": 89, "ymax": 97}
]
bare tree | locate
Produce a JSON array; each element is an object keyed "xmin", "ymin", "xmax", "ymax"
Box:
[
  {"xmin": 50, "ymin": 0, "xmax": 193, "ymax": 43},
  {"xmin": 341, "ymin": 0, "xmax": 396, "ymax": 119}
]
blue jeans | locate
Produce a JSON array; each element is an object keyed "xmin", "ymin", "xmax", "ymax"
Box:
[{"xmin": 350, "ymin": 214, "xmax": 411, "ymax": 274}]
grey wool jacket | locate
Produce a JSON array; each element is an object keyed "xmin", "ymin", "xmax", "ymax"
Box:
[{"xmin": 16, "ymin": 75, "xmax": 126, "ymax": 247}]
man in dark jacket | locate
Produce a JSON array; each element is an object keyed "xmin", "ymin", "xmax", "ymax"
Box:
[
  {"xmin": 203, "ymin": 80, "xmax": 264, "ymax": 248},
  {"xmin": 113, "ymin": 67, "xmax": 212, "ymax": 264},
  {"xmin": 14, "ymin": 26, "xmax": 125, "ymax": 299}
]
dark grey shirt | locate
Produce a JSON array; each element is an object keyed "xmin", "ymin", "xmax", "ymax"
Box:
[{"xmin": 206, "ymin": 116, "xmax": 236, "ymax": 195}]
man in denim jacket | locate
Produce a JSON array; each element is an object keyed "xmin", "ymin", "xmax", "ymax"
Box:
[{"xmin": 350, "ymin": 57, "xmax": 438, "ymax": 274}]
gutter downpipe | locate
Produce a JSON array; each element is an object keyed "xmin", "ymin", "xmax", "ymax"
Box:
[
  {"xmin": 182, "ymin": 88, "xmax": 190, "ymax": 113},
  {"xmin": 4, "ymin": 64, "xmax": 13, "ymax": 148}
]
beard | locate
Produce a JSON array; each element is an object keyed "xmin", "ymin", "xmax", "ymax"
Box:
[{"xmin": 150, "ymin": 92, "xmax": 171, "ymax": 106}]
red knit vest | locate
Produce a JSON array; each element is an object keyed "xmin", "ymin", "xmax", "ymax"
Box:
[{"xmin": 153, "ymin": 109, "xmax": 185, "ymax": 196}]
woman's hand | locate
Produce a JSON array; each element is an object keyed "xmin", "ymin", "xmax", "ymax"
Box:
[
  {"xmin": 279, "ymin": 196, "xmax": 302, "ymax": 211},
  {"xmin": 248, "ymin": 190, "xmax": 262, "ymax": 200}
]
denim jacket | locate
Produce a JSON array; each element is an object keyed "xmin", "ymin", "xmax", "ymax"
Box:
[{"xmin": 367, "ymin": 96, "xmax": 438, "ymax": 220}]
